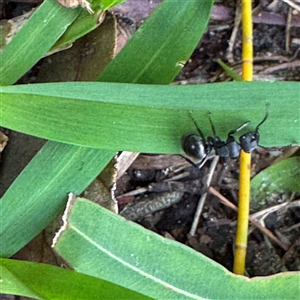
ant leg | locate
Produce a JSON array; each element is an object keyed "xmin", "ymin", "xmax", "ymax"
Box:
[
  {"xmin": 198, "ymin": 155, "xmax": 209, "ymax": 169},
  {"xmin": 216, "ymin": 157, "xmax": 228, "ymax": 185},
  {"xmin": 227, "ymin": 121, "xmax": 249, "ymax": 138},
  {"xmin": 178, "ymin": 154, "xmax": 208, "ymax": 170},
  {"xmin": 188, "ymin": 112, "xmax": 206, "ymax": 142},
  {"xmin": 178, "ymin": 154, "xmax": 199, "ymax": 169}
]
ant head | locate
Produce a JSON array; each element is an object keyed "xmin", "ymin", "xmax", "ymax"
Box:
[
  {"xmin": 239, "ymin": 131, "xmax": 260, "ymax": 153},
  {"xmin": 239, "ymin": 105, "xmax": 269, "ymax": 153}
]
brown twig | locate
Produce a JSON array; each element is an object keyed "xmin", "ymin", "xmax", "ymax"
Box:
[{"xmin": 209, "ymin": 186, "xmax": 290, "ymax": 251}]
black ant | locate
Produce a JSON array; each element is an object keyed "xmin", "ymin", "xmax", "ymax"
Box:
[
  {"xmin": 181, "ymin": 113, "xmax": 248, "ymax": 166},
  {"xmin": 181, "ymin": 109, "xmax": 269, "ymax": 166}
]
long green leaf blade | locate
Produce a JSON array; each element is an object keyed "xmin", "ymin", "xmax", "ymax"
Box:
[
  {"xmin": 98, "ymin": 0, "xmax": 214, "ymax": 83},
  {"xmin": 0, "ymin": 258, "xmax": 152, "ymax": 299},
  {"xmin": 0, "ymin": 0, "xmax": 80, "ymax": 85},
  {"xmin": 54, "ymin": 197, "xmax": 300, "ymax": 300},
  {"xmin": 0, "ymin": 142, "xmax": 115, "ymax": 257},
  {"xmin": 1, "ymin": 81, "xmax": 299, "ymax": 152}
]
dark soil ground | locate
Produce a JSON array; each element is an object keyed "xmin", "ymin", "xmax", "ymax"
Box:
[{"xmin": 0, "ymin": 1, "xmax": 300, "ymax": 297}]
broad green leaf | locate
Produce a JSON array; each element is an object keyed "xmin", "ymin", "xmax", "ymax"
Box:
[
  {"xmin": 0, "ymin": 258, "xmax": 152, "ymax": 299},
  {"xmin": 0, "ymin": 142, "xmax": 115, "ymax": 257},
  {"xmin": 0, "ymin": 0, "xmax": 213, "ymax": 259},
  {"xmin": 98, "ymin": 0, "xmax": 214, "ymax": 83},
  {"xmin": 251, "ymin": 157, "xmax": 300, "ymax": 210},
  {"xmin": 1, "ymin": 81, "xmax": 299, "ymax": 153},
  {"xmin": 54, "ymin": 197, "xmax": 300, "ymax": 300},
  {"xmin": 0, "ymin": 0, "xmax": 80, "ymax": 85}
]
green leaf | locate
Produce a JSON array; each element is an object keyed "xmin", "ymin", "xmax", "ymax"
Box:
[
  {"xmin": 0, "ymin": 0, "xmax": 80, "ymax": 85},
  {"xmin": 0, "ymin": 142, "xmax": 115, "ymax": 257},
  {"xmin": 53, "ymin": 197, "xmax": 300, "ymax": 300},
  {"xmin": 0, "ymin": 0, "xmax": 214, "ymax": 259},
  {"xmin": 96, "ymin": 0, "xmax": 126, "ymax": 10},
  {"xmin": 251, "ymin": 157, "xmax": 300, "ymax": 210},
  {"xmin": 1, "ymin": 81, "xmax": 299, "ymax": 153},
  {"xmin": 216, "ymin": 59, "xmax": 243, "ymax": 81},
  {"xmin": 50, "ymin": 9, "xmax": 106, "ymax": 53},
  {"xmin": 0, "ymin": 258, "xmax": 152, "ymax": 299},
  {"xmin": 98, "ymin": 0, "xmax": 214, "ymax": 83}
]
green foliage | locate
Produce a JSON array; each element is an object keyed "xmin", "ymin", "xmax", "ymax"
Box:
[
  {"xmin": 96, "ymin": 0, "xmax": 126, "ymax": 10},
  {"xmin": 216, "ymin": 59, "xmax": 243, "ymax": 81},
  {"xmin": 0, "ymin": 258, "xmax": 152, "ymax": 299},
  {"xmin": 0, "ymin": 0, "xmax": 299, "ymax": 298},
  {"xmin": 98, "ymin": 0, "xmax": 213, "ymax": 84},
  {"xmin": 0, "ymin": 142, "xmax": 114, "ymax": 257},
  {"xmin": 53, "ymin": 197, "xmax": 300, "ymax": 300},
  {"xmin": 251, "ymin": 157, "xmax": 300, "ymax": 210},
  {"xmin": 0, "ymin": 81, "xmax": 299, "ymax": 153},
  {"xmin": 0, "ymin": 0, "xmax": 79, "ymax": 86},
  {"xmin": 51, "ymin": 9, "xmax": 106, "ymax": 52}
]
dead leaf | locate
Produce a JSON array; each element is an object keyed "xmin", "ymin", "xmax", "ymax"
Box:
[
  {"xmin": 0, "ymin": 131, "xmax": 8, "ymax": 153},
  {"xmin": 83, "ymin": 157, "xmax": 118, "ymax": 213},
  {"xmin": 56, "ymin": 0, "xmax": 94, "ymax": 14}
]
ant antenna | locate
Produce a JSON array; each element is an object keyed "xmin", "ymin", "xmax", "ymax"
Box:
[
  {"xmin": 208, "ymin": 112, "xmax": 217, "ymax": 136},
  {"xmin": 255, "ymin": 104, "xmax": 269, "ymax": 131},
  {"xmin": 188, "ymin": 111, "xmax": 206, "ymax": 142}
]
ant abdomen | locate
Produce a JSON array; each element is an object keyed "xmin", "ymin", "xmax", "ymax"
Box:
[{"xmin": 181, "ymin": 134, "xmax": 209, "ymax": 160}]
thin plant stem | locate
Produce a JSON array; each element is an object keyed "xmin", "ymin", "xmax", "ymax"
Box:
[
  {"xmin": 233, "ymin": 0, "xmax": 253, "ymax": 275},
  {"xmin": 241, "ymin": 0, "xmax": 253, "ymax": 81},
  {"xmin": 234, "ymin": 150, "xmax": 251, "ymax": 274}
]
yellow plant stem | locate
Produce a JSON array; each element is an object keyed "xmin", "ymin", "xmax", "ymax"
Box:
[
  {"xmin": 233, "ymin": 0, "xmax": 254, "ymax": 275},
  {"xmin": 242, "ymin": 0, "xmax": 253, "ymax": 81},
  {"xmin": 234, "ymin": 150, "xmax": 251, "ymax": 275}
]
